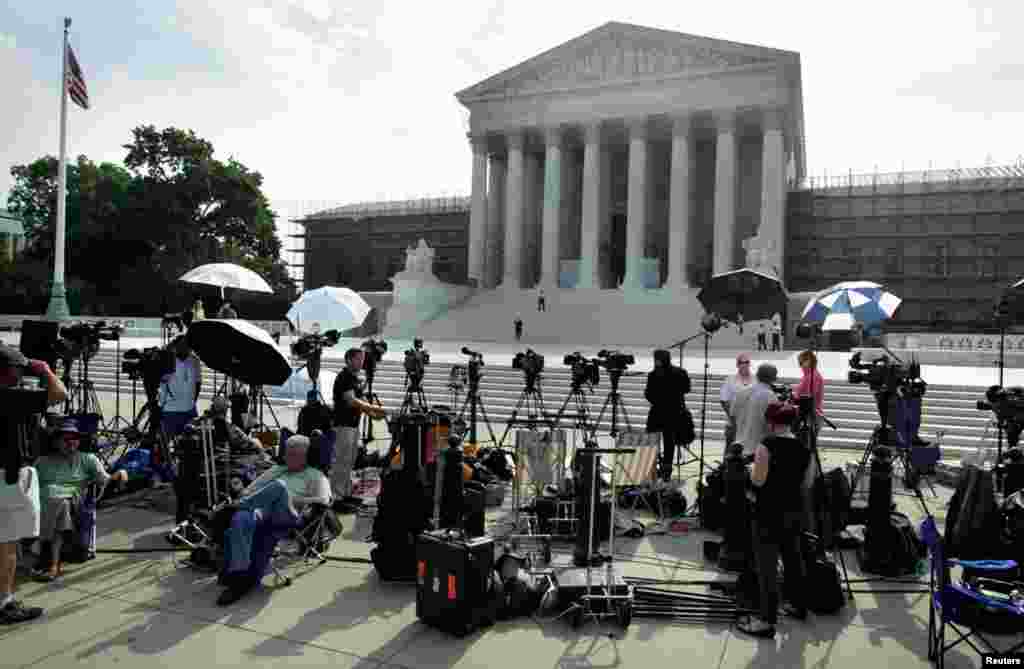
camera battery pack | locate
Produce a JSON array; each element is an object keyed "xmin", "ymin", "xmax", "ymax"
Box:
[{"xmin": 415, "ymin": 531, "xmax": 497, "ymax": 637}]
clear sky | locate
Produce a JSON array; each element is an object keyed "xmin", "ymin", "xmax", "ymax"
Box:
[{"xmin": 2, "ymin": 1, "xmax": 1022, "ymax": 283}]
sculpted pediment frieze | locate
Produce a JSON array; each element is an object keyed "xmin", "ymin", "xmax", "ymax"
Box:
[{"xmin": 460, "ymin": 24, "xmax": 782, "ymax": 99}]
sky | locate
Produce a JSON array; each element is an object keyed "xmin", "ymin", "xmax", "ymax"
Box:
[{"xmin": 2, "ymin": 0, "xmax": 1023, "ymax": 285}]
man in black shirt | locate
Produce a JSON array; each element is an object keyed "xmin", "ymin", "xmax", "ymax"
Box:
[
  {"xmin": 644, "ymin": 349, "xmax": 691, "ymax": 482},
  {"xmin": 737, "ymin": 427, "xmax": 810, "ymax": 639},
  {"xmin": 0, "ymin": 343, "xmax": 66, "ymax": 625},
  {"xmin": 332, "ymin": 348, "xmax": 387, "ymax": 505}
]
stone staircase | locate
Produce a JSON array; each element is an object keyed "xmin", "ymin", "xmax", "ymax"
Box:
[
  {"xmin": 415, "ymin": 286, "xmax": 759, "ymax": 348},
  {"xmin": 77, "ymin": 348, "xmax": 1002, "ymax": 460}
]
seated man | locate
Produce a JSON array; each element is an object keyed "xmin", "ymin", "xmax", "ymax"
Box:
[
  {"xmin": 218, "ymin": 435, "xmax": 330, "ymax": 606},
  {"xmin": 33, "ymin": 419, "xmax": 127, "ymax": 580}
]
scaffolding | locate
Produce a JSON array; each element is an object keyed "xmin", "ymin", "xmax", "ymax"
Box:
[
  {"xmin": 299, "ymin": 195, "xmax": 471, "ymax": 221},
  {"xmin": 792, "ymin": 162, "xmax": 1024, "ymax": 195}
]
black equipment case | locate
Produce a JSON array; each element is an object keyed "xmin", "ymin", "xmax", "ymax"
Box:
[{"xmin": 415, "ymin": 530, "xmax": 497, "ymax": 637}]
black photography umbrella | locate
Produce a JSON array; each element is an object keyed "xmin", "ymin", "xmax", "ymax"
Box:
[
  {"xmin": 186, "ymin": 319, "xmax": 291, "ymax": 387},
  {"xmin": 697, "ymin": 268, "xmax": 788, "ymax": 322}
]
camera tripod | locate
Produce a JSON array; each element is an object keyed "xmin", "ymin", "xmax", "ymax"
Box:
[
  {"xmin": 851, "ymin": 392, "xmax": 938, "ymax": 499},
  {"xmin": 361, "ymin": 363, "xmax": 384, "ymax": 446},
  {"xmin": 553, "ymin": 378, "xmax": 596, "ymax": 437},
  {"xmin": 667, "ymin": 328, "xmax": 716, "ymax": 522},
  {"xmin": 61, "ymin": 353, "xmax": 103, "ymax": 422},
  {"xmin": 401, "ymin": 373, "xmax": 429, "ymax": 415},
  {"xmin": 106, "ymin": 332, "xmax": 132, "ymax": 432},
  {"xmin": 500, "ymin": 375, "xmax": 551, "ymax": 448},
  {"xmin": 591, "ymin": 368, "xmax": 633, "ymax": 440},
  {"xmin": 455, "ymin": 359, "xmax": 498, "ymax": 449}
]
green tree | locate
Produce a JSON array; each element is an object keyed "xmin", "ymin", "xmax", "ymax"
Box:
[{"xmin": 4, "ymin": 125, "xmax": 297, "ymax": 314}]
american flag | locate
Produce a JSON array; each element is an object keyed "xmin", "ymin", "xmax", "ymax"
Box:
[{"xmin": 66, "ymin": 45, "xmax": 89, "ymax": 110}]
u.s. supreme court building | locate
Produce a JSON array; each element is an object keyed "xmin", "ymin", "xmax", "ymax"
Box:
[{"xmin": 300, "ymin": 21, "xmax": 1024, "ymax": 344}]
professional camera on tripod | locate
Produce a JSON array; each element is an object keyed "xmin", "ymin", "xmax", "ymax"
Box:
[
  {"xmin": 563, "ymin": 352, "xmax": 600, "ymax": 389},
  {"xmin": 595, "ymin": 349, "xmax": 636, "ymax": 374},
  {"xmin": 512, "ymin": 349, "xmax": 544, "ymax": 390},
  {"xmin": 121, "ymin": 346, "xmax": 177, "ymax": 439},
  {"xmin": 848, "ymin": 351, "xmax": 927, "ymax": 442},
  {"xmin": 291, "ymin": 329, "xmax": 341, "ymax": 361},
  {"xmin": 56, "ymin": 321, "xmax": 121, "ymax": 366},
  {"xmin": 404, "ymin": 340, "xmax": 430, "ymax": 387},
  {"xmin": 977, "ymin": 385, "xmax": 1024, "ymax": 449}
]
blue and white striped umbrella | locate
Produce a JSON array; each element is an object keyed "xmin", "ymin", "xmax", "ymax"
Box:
[{"xmin": 801, "ymin": 281, "xmax": 902, "ymax": 331}]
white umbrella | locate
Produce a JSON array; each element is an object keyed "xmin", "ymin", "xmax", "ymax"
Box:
[
  {"xmin": 179, "ymin": 263, "xmax": 274, "ymax": 299},
  {"xmin": 266, "ymin": 367, "xmax": 338, "ymax": 401},
  {"xmin": 287, "ymin": 286, "xmax": 371, "ymax": 334}
]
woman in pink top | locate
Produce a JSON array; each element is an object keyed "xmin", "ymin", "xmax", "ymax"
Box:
[
  {"xmin": 793, "ymin": 349, "xmax": 825, "ymax": 533},
  {"xmin": 792, "ymin": 350, "xmax": 824, "ymax": 429}
]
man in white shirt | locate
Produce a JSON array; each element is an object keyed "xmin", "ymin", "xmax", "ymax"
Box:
[
  {"xmin": 730, "ymin": 364, "xmax": 782, "ymax": 457},
  {"xmin": 159, "ymin": 337, "xmax": 203, "ymax": 438},
  {"xmin": 719, "ymin": 354, "xmax": 754, "ymax": 457}
]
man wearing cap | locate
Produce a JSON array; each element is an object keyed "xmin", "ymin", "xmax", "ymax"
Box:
[
  {"xmin": 0, "ymin": 343, "xmax": 66, "ymax": 624},
  {"xmin": 729, "ymin": 364, "xmax": 782, "ymax": 457},
  {"xmin": 217, "ymin": 434, "xmax": 330, "ymax": 606},
  {"xmin": 33, "ymin": 419, "xmax": 128, "ymax": 581},
  {"xmin": 720, "ymin": 354, "xmax": 754, "ymax": 458}
]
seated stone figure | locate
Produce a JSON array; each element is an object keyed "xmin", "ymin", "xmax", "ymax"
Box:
[
  {"xmin": 33, "ymin": 418, "xmax": 127, "ymax": 580},
  {"xmin": 217, "ymin": 435, "xmax": 331, "ymax": 606}
]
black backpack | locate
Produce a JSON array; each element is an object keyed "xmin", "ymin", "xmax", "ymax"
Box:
[
  {"xmin": 861, "ymin": 512, "xmax": 925, "ymax": 577},
  {"xmin": 371, "ymin": 468, "xmax": 430, "ymax": 581},
  {"xmin": 698, "ymin": 466, "xmax": 726, "ymax": 532},
  {"xmin": 802, "ymin": 533, "xmax": 846, "ymax": 614},
  {"xmin": 297, "ymin": 401, "xmax": 333, "ymax": 437}
]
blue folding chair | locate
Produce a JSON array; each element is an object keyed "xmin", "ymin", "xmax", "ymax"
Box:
[{"xmin": 920, "ymin": 516, "xmax": 1024, "ymax": 668}]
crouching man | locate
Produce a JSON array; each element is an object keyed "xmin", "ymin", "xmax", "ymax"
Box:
[{"xmin": 217, "ymin": 435, "xmax": 330, "ymax": 606}]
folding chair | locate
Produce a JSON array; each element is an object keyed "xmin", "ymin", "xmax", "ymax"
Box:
[
  {"xmin": 614, "ymin": 431, "xmax": 664, "ymax": 520},
  {"xmin": 920, "ymin": 516, "xmax": 1024, "ymax": 668}
]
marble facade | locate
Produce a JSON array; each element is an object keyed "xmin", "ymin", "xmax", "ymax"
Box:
[{"xmin": 458, "ymin": 22, "xmax": 806, "ymax": 293}]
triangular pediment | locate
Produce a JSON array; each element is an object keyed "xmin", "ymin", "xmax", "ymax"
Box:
[{"xmin": 458, "ymin": 22, "xmax": 791, "ymax": 101}]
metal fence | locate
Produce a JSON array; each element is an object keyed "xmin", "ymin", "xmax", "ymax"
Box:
[{"xmin": 793, "ymin": 163, "xmax": 1024, "ymax": 192}]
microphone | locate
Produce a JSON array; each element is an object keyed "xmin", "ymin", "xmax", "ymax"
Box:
[{"xmin": 461, "ymin": 347, "xmax": 480, "ymax": 357}]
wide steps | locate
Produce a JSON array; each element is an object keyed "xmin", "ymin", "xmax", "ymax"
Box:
[{"xmin": 68, "ymin": 349, "xmax": 1005, "ymax": 456}]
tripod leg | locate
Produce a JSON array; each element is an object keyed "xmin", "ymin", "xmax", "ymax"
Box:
[
  {"xmin": 475, "ymin": 398, "xmax": 499, "ymax": 447},
  {"xmin": 500, "ymin": 393, "xmax": 529, "ymax": 449}
]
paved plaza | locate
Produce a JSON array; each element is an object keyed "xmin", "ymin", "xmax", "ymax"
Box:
[{"xmin": 4, "ymin": 336, "xmax": 1022, "ymax": 669}]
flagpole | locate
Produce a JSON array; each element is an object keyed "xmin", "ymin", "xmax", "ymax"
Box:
[{"xmin": 46, "ymin": 16, "xmax": 72, "ymax": 321}]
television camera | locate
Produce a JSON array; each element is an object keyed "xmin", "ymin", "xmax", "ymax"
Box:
[
  {"xmin": 361, "ymin": 338, "xmax": 388, "ymax": 373},
  {"xmin": 595, "ymin": 349, "xmax": 636, "ymax": 374},
  {"xmin": 56, "ymin": 321, "xmax": 123, "ymax": 363},
  {"xmin": 512, "ymin": 349, "xmax": 544, "ymax": 385},
  {"xmin": 460, "ymin": 347, "xmax": 484, "ymax": 385},
  {"xmin": 404, "ymin": 338, "xmax": 430, "ymax": 382},
  {"xmin": 977, "ymin": 385, "xmax": 1024, "ymax": 449},
  {"xmin": 848, "ymin": 352, "xmax": 926, "ymax": 399},
  {"xmin": 122, "ymin": 347, "xmax": 176, "ymax": 399},
  {"xmin": 290, "ymin": 329, "xmax": 341, "ymax": 360},
  {"xmin": 563, "ymin": 351, "xmax": 600, "ymax": 389}
]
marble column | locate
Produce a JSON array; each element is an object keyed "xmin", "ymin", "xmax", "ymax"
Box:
[
  {"xmin": 665, "ymin": 115, "xmax": 692, "ymax": 291},
  {"xmin": 502, "ymin": 131, "xmax": 525, "ymax": 289},
  {"xmin": 578, "ymin": 122, "xmax": 603, "ymax": 290},
  {"xmin": 713, "ymin": 112, "xmax": 737, "ymax": 276},
  {"xmin": 486, "ymin": 154, "xmax": 506, "ymax": 288},
  {"xmin": 759, "ymin": 108, "xmax": 786, "ymax": 281},
  {"xmin": 622, "ymin": 118, "xmax": 650, "ymax": 291},
  {"xmin": 468, "ymin": 134, "xmax": 488, "ymax": 286},
  {"xmin": 540, "ymin": 127, "xmax": 563, "ymax": 289}
]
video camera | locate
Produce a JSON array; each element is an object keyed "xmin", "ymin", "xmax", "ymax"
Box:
[
  {"xmin": 595, "ymin": 349, "xmax": 635, "ymax": 373},
  {"xmin": 563, "ymin": 351, "xmax": 600, "ymax": 388},
  {"xmin": 460, "ymin": 347, "xmax": 484, "ymax": 384},
  {"xmin": 977, "ymin": 385, "xmax": 1024, "ymax": 448},
  {"xmin": 122, "ymin": 346, "xmax": 176, "ymax": 398},
  {"xmin": 56, "ymin": 321, "xmax": 123, "ymax": 362},
  {"xmin": 361, "ymin": 338, "xmax": 388, "ymax": 373},
  {"xmin": 848, "ymin": 352, "xmax": 925, "ymax": 398},
  {"xmin": 770, "ymin": 383, "xmax": 794, "ymax": 403},
  {"xmin": 512, "ymin": 349, "xmax": 544, "ymax": 376},
  {"xmin": 291, "ymin": 329, "xmax": 340, "ymax": 360},
  {"xmin": 404, "ymin": 339, "xmax": 430, "ymax": 379}
]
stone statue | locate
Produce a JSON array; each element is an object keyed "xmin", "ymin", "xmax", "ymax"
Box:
[
  {"xmin": 402, "ymin": 239, "xmax": 436, "ymax": 275},
  {"xmin": 743, "ymin": 235, "xmax": 778, "ymax": 276}
]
